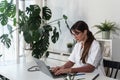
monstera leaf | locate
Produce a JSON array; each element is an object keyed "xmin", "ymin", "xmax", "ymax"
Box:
[
  {"xmin": 0, "ymin": 34, "xmax": 11, "ymax": 48},
  {"xmin": 23, "ymin": 31, "xmax": 33, "ymax": 43},
  {"xmin": 51, "ymin": 27, "xmax": 59, "ymax": 43},
  {"xmin": 0, "ymin": 0, "xmax": 16, "ymax": 25},
  {"xmin": 32, "ymin": 31, "xmax": 50, "ymax": 59},
  {"xmin": 0, "ymin": 14, "xmax": 8, "ymax": 25},
  {"xmin": 42, "ymin": 6, "xmax": 52, "ymax": 20},
  {"xmin": 0, "ymin": 0, "xmax": 6, "ymax": 12},
  {"xmin": 5, "ymin": 2, "xmax": 16, "ymax": 18},
  {"xmin": 26, "ymin": 5, "xmax": 40, "ymax": 17},
  {"xmin": 26, "ymin": 5, "xmax": 41, "ymax": 30}
]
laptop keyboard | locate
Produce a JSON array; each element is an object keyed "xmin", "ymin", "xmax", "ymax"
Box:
[
  {"xmin": 49, "ymin": 70, "xmax": 67, "ymax": 78},
  {"xmin": 46, "ymin": 65, "xmax": 67, "ymax": 78}
]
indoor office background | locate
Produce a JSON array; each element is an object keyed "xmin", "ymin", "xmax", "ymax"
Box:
[{"xmin": 0, "ymin": 0, "xmax": 120, "ymax": 79}]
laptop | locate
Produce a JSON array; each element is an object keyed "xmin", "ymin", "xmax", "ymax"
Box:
[{"xmin": 33, "ymin": 58, "xmax": 67, "ymax": 78}]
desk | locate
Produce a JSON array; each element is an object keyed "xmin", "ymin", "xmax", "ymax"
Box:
[
  {"xmin": 0, "ymin": 55, "xmax": 118, "ymax": 80},
  {"xmin": 0, "ymin": 61, "xmax": 53, "ymax": 80}
]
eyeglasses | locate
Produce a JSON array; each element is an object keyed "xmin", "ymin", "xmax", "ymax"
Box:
[{"xmin": 71, "ymin": 31, "xmax": 81, "ymax": 36}]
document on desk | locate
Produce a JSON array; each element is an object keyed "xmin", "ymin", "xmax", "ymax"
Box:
[{"xmin": 74, "ymin": 72, "xmax": 99, "ymax": 80}]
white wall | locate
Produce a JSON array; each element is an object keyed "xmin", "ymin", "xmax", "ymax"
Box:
[
  {"xmin": 47, "ymin": 0, "xmax": 84, "ymax": 52},
  {"xmin": 47, "ymin": 0, "xmax": 120, "ymax": 52},
  {"xmin": 82, "ymin": 0, "xmax": 120, "ymax": 38}
]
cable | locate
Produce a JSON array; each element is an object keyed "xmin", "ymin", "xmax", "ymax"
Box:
[{"xmin": 27, "ymin": 66, "xmax": 40, "ymax": 72}]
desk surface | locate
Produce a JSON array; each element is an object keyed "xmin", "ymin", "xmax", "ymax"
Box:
[{"xmin": 0, "ymin": 55, "xmax": 118, "ymax": 80}]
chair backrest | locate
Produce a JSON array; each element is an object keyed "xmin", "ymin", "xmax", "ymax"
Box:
[{"xmin": 103, "ymin": 59, "xmax": 120, "ymax": 79}]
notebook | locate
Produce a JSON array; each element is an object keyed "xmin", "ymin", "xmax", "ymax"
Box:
[{"xmin": 33, "ymin": 58, "xmax": 67, "ymax": 78}]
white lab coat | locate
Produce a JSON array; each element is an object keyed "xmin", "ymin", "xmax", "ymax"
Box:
[{"xmin": 68, "ymin": 40, "xmax": 105, "ymax": 75}]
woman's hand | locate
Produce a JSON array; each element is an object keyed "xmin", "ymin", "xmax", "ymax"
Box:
[
  {"xmin": 51, "ymin": 66, "xmax": 61, "ymax": 73},
  {"xmin": 54, "ymin": 68, "xmax": 71, "ymax": 75}
]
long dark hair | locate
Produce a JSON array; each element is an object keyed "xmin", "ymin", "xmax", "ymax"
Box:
[{"xmin": 70, "ymin": 21, "xmax": 95, "ymax": 63}]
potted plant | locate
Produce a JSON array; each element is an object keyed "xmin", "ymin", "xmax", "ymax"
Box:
[
  {"xmin": 0, "ymin": 0, "xmax": 70, "ymax": 59},
  {"xmin": 67, "ymin": 43, "xmax": 73, "ymax": 53},
  {"xmin": 94, "ymin": 20, "xmax": 120, "ymax": 39}
]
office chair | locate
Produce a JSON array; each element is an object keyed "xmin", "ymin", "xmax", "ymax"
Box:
[
  {"xmin": 0, "ymin": 74, "xmax": 9, "ymax": 80},
  {"xmin": 103, "ymin": 59, "xmax": 120, "ymax": 79}
]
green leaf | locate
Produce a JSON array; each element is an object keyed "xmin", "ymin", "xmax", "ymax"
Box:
[
  {"xmin": 0, "ymin": 0, "xmax": 16, "ymax": 25},
  {"xmin": 51, "ymin": 27, "xmax": 59, "ymax": 43},
  {"xmin": 6, "ymin": 3, "xmax": 16, "ymax": 18},
  {"xmin": 0, "ymin": 0, "xmax": 7, "ymax": 12},
  {"xmin": 7, "ymin": 24, "xmax": 13, "ymax": 37},
  {"xmin": 45, "ymin": 51, "xmax": 49, "ymax": 57},
  {"xmin": 26, "ymin": 5, "xmax": 41, "ymax": 17},
  {"xmin": 43, "ymin": 25, "xmax": 52, "ymax": 31},
  {"xmin": 7, "ymin": 24, "xmax": 12, "ymax": 33},
  {"xmin": 32, "ymin": 32, "xmax": 50, "ymax": 58},
  {"xmin": 0, "ymin": 0, "xmax": 16, "ymax": 18},
  {"xmin": 63, "ymin": 14, "xmax": 68, "ymax": 20},
  {"xmin": 28, "ymin": 15, "xmax": 41, "ymax": 30},
  {"xmin": 32, "ymin": 48, "xmax": 41, "ymax": 59},
  {"xmin": 0, "ymin": 14, "xmax": 8, "ymax": 25},
  {"xmin": 0, "ymin": 54, "xmax": 2, "ymax": 57},
  {"xmin": 13, "ymin": 18, "xmax": 16, "ymax": 26},
  {"xmin": 32, "ymin": 30, "xmax": 41, "ymax": 42},
  {"xmin": 26, "ymin": 5, "xmax": 41, "ymax": 30},
  {"xmin": 18, "ymin": 11, "xmax": 29, "ymax": 32},
  {"xmin": 23, "ymin": 31, "xmax": 33, "ymax": 43},
  {"xmin": 0, "ymin": 34, "xmax": 11, "ymax": 48},
  {"xmin": 42, "ymin": 6, "xmax": 52, "ymax": 20}
]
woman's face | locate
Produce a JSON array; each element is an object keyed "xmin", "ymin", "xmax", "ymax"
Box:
[{"xmin": 71, "ymin": 29, "xmax": 87, "ymax": 42}]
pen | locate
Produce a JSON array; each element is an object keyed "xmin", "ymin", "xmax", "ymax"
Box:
[
  {"xmin": 75, "ymin": 73, "xmax": 85, "ymax": 76},
  {"xmin": 92, "ymin": 73, "xmax": 99, "ymax": 80}
]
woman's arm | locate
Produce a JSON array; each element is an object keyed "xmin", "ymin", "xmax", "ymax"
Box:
[
  {"xmin": 71, "ymin": 63, "xmax": 95, "ymax": 73},
  {"xmin": 61, "ymin": 61, "xmax": 75, "ymax": 68},
  {"xmin": 54, "ymin": 63, "xmax": 95, "ymax": 75}
]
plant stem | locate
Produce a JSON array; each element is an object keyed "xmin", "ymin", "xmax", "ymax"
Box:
[{"xmin": 48, "ymin": 18, "xmax": 63, "ymax": 24}]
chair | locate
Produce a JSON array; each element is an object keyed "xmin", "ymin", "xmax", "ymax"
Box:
[
  {"xmin": 103, "ymin": 59, "xmax": 120, "ymax": 79},
  {"xmin": 0, "ymin": 74, "xmax": 9, "ymax": 80}
]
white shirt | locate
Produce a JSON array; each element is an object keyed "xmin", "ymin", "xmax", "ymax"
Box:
[{"xmin": 68, "ymin": 40, "xmax": 105, "ymax": 75}]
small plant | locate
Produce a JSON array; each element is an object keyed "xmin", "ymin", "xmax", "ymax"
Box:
[
  {"xmin": 93, "ymin": 20, "xmax": 120, "ymax": 39},
  {"xmin": 67, "ymin": 43, "xmax": 73, "ymax": 53},
  {"xmin": 94, "ymin": 20, "xmax": 119, "ymax": 35},
  {"xmin": 67, "ymin": 43, "xmax": 73, "ymax": 48}
]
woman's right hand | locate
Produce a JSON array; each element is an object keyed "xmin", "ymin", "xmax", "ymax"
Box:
[{"xmin": 51, "ymin": 66, "xmax": 61, "ymax": 73}]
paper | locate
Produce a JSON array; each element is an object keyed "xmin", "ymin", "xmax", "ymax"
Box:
[{"xmin": 74, "ymin": 72, "xmax": 99, "ymax": 80}]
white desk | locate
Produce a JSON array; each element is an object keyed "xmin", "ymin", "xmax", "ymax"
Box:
[
  {"xmin": 0, "ymin": 61, "xmax": 53, "ymax": 80},
  {"xmin": 0, "ymin": 55, "xmax": 118, "ymax": 80}
]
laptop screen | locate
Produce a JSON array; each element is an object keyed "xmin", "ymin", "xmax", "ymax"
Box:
[
  {"xmin": 33, "ymin": 58, "xmax": 67, "ymax": 79},
  {"xmin": 33, "ymin": 58, "xmax": 53, "ymax": 77}
]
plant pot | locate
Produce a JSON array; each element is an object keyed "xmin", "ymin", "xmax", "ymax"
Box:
[
  {"xmin": 67, "ymin": 48, "xmax": 72, "ymax": 53},
  {"xmin": 102, "ymin": 31, "xmax": 110, "ymax": 39}
]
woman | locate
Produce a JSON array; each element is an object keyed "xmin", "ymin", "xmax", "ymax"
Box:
[{"xmin": 52, "ymin": 20, "xmax": 105, "ymax": 75}]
